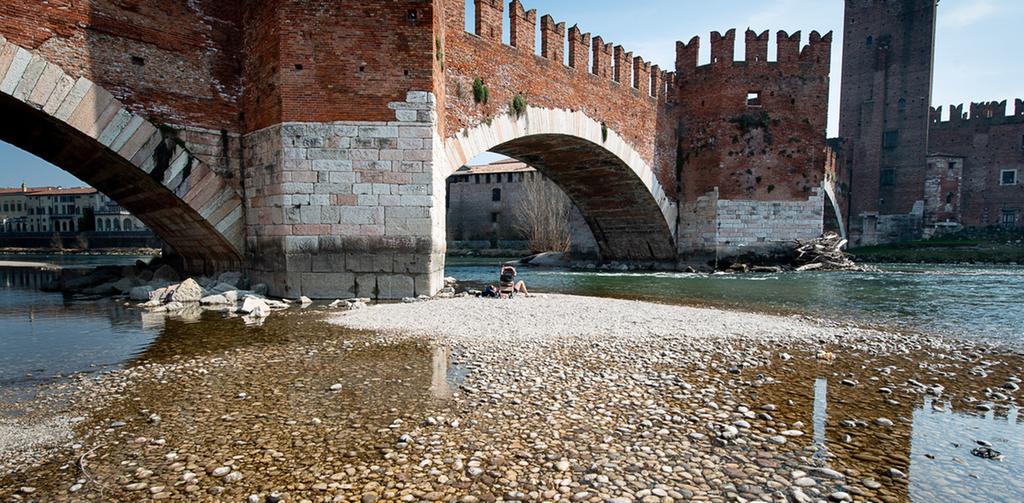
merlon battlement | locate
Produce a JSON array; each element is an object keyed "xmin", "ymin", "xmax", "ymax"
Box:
[
  {"xmin": 930, "ymin": 99, "xmax": 1024, "ymax": 126},
  {"xmin": 466, "ymin": 0, "xmax": 671, "ymax": 100},
  {"xmin": 676, "ymin": 29, "xmax": 832, "ymax": 75}
]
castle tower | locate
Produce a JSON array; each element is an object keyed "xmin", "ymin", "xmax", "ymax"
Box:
[
  {"xmin": 838, "ymin": 0, "xmax": 938, "ymax": 245},
  {"xmin": 675, "ymin": 30, "xmax": 833, "ymax": 260}
]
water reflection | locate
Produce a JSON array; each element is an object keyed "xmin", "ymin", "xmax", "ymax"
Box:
[
  {"xmin": 0, "ymin": 265, "xmax": 158, "ymax": 402},
  {"xmin": 812, "ymin": 377, "xmax": 828, "ymax": 460},
  {"xmin": 809, "ymin": 376, "xmax": 1022, "ymax": 502},
  {"xmin": 429, "ymin": 345, "xmax": 453, "ymax": 399},
  {"xmin": 909, "ymin": 397, "xmax": 1022, "ymax": 501}
]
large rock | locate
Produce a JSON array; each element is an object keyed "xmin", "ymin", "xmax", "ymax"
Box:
[
  {"xmin": 200, "ymin": 294, "xmax": 231, "ymax": 305},
  {"xmin": 239, "ymin": 297, "xmax": 270, "ymax": 318},
  {"xmin": 239, "ymin": 297, "xmax": 269, "ymax": 315},
  {"xmin": 208, "ymin": 282, "xmax": 238, "ymax": 294},
  {"xmin": 111, "ymin": 277, "xmax": 139, "ymax": 293},
  {"xmin": 129, "ymin": 286, "xmax": 154, "ymax": 301},
  {"xmin": 83, "ymin": 281, "xmax": 117, "ymax": 295},
  {"xmin": 152, "ymin": 264, "xmax": 179, "ymax": 282},
  {"xmin": 218, "ymin": 272, "xmax": 243, "ymax": 287},
  {"xmin": 148, "ymin": 287, "xmax": 169, "ymax": 303},
  {"xmin": 169, "ymin": 278, "xmax": 204, "ymax": 303},
  {"xmin": 195, "ymin": 276, "xmax": 217, "ymax": 289}
]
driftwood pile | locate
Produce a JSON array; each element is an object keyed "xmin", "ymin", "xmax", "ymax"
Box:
[{"xmin": 794, "ymin": 232, "xmax": 860, "ymax": 271}]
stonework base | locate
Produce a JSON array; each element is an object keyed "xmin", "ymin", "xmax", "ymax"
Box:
[
  {"xmin": 243, "ymin": 92, "xmax": 445, "ymax": 299},
  {"xmin": 678, "ymin": 187, "xmax": 825, "ymax": 260}
]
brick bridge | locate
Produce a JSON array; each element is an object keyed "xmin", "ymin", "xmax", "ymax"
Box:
[{"xmin": 0, "ymin": 1, "xmax": 833, "ymax": 298}]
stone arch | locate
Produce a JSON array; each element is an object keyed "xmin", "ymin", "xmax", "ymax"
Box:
[
  {"xmin": 444, "ymin": 108, "xmax": 677, "ymax": 262},
  {"xmin": 0, "ymin": 38, "xmax": 244, "ymax": 272}
]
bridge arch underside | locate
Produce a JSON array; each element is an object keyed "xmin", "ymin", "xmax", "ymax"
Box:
[
  {"xmin": 0, "ymin": 93, "xmax": 241, "ymax": 271},
  {"xmin": 489, "ymin": 134, "xmax": 676, "ymax": 263}
]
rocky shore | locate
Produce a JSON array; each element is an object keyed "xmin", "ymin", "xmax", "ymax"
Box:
[{"xmin": 1, "ymin": 295, "xmax": 1020, "ymax": 502}]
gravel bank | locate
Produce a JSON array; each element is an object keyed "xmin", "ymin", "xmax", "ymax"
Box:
[
  {"xmin": 334, "ymin": 293, "xmax": 873, "ymax": 346},
  {"xmin": 0, "ymin": 416, "xmax": 74, "ymax": 471}
]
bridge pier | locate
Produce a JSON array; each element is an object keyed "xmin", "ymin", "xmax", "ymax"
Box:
[{"xmin": 243, "ymin": 91, "xmax": 446, "ymax": 299}]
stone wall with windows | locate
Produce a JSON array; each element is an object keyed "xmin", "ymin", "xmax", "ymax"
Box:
[
  {"xmin": 445, "ymin": 161, "xmax": 598, "ymax": 256},
  {"xmin": 928, "ymin": 101, "xmax": 1024, "ymax": 231}
]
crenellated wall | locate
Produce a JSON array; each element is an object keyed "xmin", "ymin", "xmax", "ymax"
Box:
[
  {"xmin": 676, "ymin": 29, "xmax": 831, "ymax": 201},
  {"xmin": 675, "ymin": 29, "xmax": 832, "ymax": 258},
  {"xmin": 927, "ymin": 99, "xmax": 1024, "ymax": 231},
  {"xmin": 0, "ymin": 0, "xmax": 837, "ymax": 294},
  {"xmin": 441, "ymin": 0, "xmax": 678, "ymax": 193}
]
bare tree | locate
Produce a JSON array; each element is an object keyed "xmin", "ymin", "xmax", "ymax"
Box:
[
  {"xmin": 49, "ymin": 230, "xmax": 63, "ymax": 251},
  {"xmin": 513, "ymin": 174, "xmax": 572, "ymax": 253}
]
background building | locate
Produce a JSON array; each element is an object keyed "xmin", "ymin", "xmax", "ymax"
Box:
[
  {"xmin": 838, "ymin": 0, "xmax": 1024, "ymax": 245},
  {"xmin": 0, "ymin": 184, "xmax": 153, "ymax": 248},
  {"xmin": 446, "ymin": 159, "xmax": 597, "ymax": 256}
]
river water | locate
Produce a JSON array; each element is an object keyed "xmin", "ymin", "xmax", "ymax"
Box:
[
  {"xmin": 0, "ymin": 254, "xmax": 1022, "ymax": 501},
  {"xmin": 447, "ymin": 258, "xmax": 1024, "ymax": 347},
  {"xmin": 2, "ymin": 254, "xmax": 1022, "ymax": 401}
]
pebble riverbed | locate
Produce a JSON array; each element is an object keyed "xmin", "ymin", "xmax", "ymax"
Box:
[{"xmin": 0, "ymin": 294, "xmax": 1021, "ymax": 502}]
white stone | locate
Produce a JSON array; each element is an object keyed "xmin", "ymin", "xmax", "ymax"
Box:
[
  {"xmin": 0, "ymin": 47, "xmax": 32, "ymax": 95},
  {"xmin": 239, "ymin": 297, "xmax": 270, "ymax": 317},
  {"xmin": 170, "ymin": 278, "xmax": 204, "ymax": 303}
]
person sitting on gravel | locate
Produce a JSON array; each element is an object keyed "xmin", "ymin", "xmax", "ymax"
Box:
[{"xmin": 498, "ymin": 265, "xmax": 529, "ymax": 298}]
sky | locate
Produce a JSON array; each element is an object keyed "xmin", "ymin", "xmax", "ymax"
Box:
[{"xmin": 1, "ymin": 0, "xmax": 1021, "ymax": 186}]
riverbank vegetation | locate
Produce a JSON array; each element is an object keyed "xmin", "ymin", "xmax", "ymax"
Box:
[{"xmin": 849, "ymin": 230, "xmax": 1024, "ymax": 264}]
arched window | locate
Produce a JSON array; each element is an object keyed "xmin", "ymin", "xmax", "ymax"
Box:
[
  {"xmin": 945, "ymin": 192, "xmax": 954, "ymax": 204},
  {"xmin": 113, "ymin": 218, "xmax": 121, "ymax": 231},
  {"xmin": 123, "ymin": 218, "xmax": 132, "ymax": 230},
  {"xmin": 866, "ymin": 36, "xmax": 873, "ymax": 47},
  {"xmin": 492, "ymin": 188, "xmax": 501, "ymax": 202}
]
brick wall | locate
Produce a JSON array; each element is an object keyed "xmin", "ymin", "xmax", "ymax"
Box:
[
  {"xmin": 440, "ymin": 0, "xmax": 678, "ymax": 194},
  {"xmin": 0, "ymin": 0, "xmax": 243, "ymax": 131},
  {"xmin": 242, "ymin": 0, "xmax": 437, "ymax": 132},
  {"xmin": 676, "ymin": 29, "xmax": 831, "ymax": 202},
  {"xmin": 838, "ymin": 0, "xmax": 938, "ymax": 243},
  {"xmin": 675, "ymin": 29, "xmax": 832, "ymax": 258},
  {"xmin": 929, "ymin": 101, "xmax": 1024, "ymax": 230}
]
